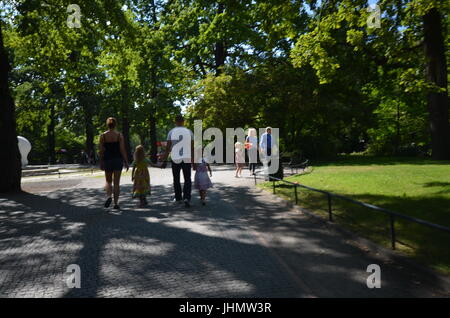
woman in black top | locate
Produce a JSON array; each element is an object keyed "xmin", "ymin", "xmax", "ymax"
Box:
[{"xmin": 99, "ymin": 117, "xmax": 129, "ymax": 209}]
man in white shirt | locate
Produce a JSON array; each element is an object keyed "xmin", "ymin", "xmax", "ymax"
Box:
[{"xmin": 162, "ymin": 114, "xmax": 194, "ymax": 207}]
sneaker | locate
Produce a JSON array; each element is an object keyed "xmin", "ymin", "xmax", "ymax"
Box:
[
  {"xmin": 173, "ymin": 198, "xmax": 183, "ymax": 204},
  {"xmin": 184, "ymin": 199, "xmax": 190, "ymax": 207},
  {"xmin": 201, "ymin": 200, "xmax": 206, "ymax": 206},
  {"xmin": 104, "ymin": 197, "xmax": 112, "ymax": 208},
  {"xmin": 113, "ymin": 204, "xmax": 120, "ymax": 210}
]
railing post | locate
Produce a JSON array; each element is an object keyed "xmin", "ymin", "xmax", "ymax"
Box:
[
  {"xmin": 294, "ymin": 185, "xmax": 298, "ymax": 205},
  {"xmin": 272, "ymin": 179, "xmax": 276, "ymax": 194},
  {"xmin": 327, "ymin": 193, "xmax": 333, "ymax": 222},
  {"xmin": 390, "ymin": 214, "xmax": 396, "ymax": 250}
]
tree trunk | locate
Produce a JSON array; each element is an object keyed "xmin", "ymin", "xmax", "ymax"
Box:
[
  {"xmin": 148, "ymin": 54, "xmax": 159, "ymax": 163},
  {"xmin": 148, "ymin": 83, "xmax": 158, "ymax": 164},
  {"xmin": 138, "ymin": 132, "xmax": 147, "ymax": 149},
  {"xmin": 121, "ymin": 84, "xmax": 132, "ymax": 162},
  {"xmin": 122, "ymin": 114, "xmax": 131, "ymax": 162},
  {"xmin": 0, "ymin": 21, "xmax": 21, "ymax": 192},
  {"xmin": 85, "ymin": 110, "xmax": 94, "ymax": 159},
  {"xmin": 149, "ymin": 112, "xmax": 157, "ymax": 163},
  {"xmin": 77, "ymin": 92, "xmax": 95, "ymax": 160},
  {"xmin": 47, "ymin": 103, "xmax": 56, "ymax": 164},
  {"xmin": 83, "ymin": 96, "xmax": 94, "ymax": 159},
  {"xmin": 423, "ymin": 8, "xmax": 450, "ymax": 160},
  {"xmin": 395, "ymin": 102, "xmax": 401, "ymax": 154}
]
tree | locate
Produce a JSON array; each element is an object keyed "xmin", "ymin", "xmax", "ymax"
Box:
[
  {"xmin": 2, "ymin": 0, "xmax": 447, "ymax": 166},
  {"xmin": 290, "ymin": 0, "xmax": 449, "ymax": 159},
  {"xmin": 423, "ymin": 7, "xmax": 450, "ymax": 159},
  {"xmin": 0, "ymin": 20, "xmax": 21, "ymax": 192}
]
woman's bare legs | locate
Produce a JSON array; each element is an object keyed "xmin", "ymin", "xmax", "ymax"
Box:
[{"xmin": 113, "ymin": 170, "xmax": 122, "ymax": 206}]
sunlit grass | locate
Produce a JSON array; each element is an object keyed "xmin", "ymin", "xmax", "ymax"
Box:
[{"xmin": 259, "ymin": 156, "xmax": 450, "ymax": 275}]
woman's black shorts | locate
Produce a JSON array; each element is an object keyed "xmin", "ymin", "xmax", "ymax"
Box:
[{"xmin": 104, "ymin": 158, "xmax": 123, "ymax": 172}]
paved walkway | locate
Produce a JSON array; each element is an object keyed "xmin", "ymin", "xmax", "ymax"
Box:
[{"xmin": 0, "ymin": 166, "xmax": 449, "ymax": 297}]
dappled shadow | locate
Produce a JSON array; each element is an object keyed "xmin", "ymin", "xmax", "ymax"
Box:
[
  {"xmin": 1, "ymin": 185, "xmax": 304, "ymax": 297},
  {"xmin": 0, "ymin": 176, "xmax": 448, "ymax": 297},
  {"xmin": 214, "ymin": 184, "xmax": 450, "ymax": 296},
  {"xmin": 423, "ymin": 181, "xmax": 450, "ymax": 189},
  {"xmin": 266, "ymin": 181, "xmax": 450, "ymax": 279},
  {"xmin": 313, "ymin": 156, "xmax": 450, "ymax": 167},
  {"xmin": 338, "ymin": 193, "xmax": 450, "ymax": 274}
]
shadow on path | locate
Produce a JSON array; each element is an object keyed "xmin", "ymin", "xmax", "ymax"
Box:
[
  {"xmin": 1, "ymin": 185, "xmax": 301, "ymax": 297},
  {"xmin": 0, "ymin": 180, "xmax": 448, "ymax": 297}
]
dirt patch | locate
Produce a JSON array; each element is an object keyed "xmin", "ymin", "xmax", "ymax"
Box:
[{"xmin": 21, "ymin": 179, "xmax": 83, "ymax": 193}]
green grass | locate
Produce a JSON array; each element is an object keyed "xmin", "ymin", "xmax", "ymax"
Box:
[
  {"xmin": 260, "ymin": 155, "xmax": 450, "ymax": 275},
  {"xmin": 94, "ymin": 170, "xmax": 132, "ymax": 178}
]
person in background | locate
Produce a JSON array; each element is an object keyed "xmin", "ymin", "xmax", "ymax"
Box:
[
  {"xmin": 235, "ymin": 141, "xmax": 245, "ymax": 178},
  {"xmin": 245, "ymin": 128, "xmax": 258, "ymax": 176},
  {"xmin": 80, "ymin": 150, "xmax": 88, "ymax": 165},
  {"xmin": 259, "ymin": 127, "xmax": 272, "ymax": 180},
  {"xmin": 89, "ymin": 149, "xmax": 97, "ymax": 165},
  {"xmin": 99, "ymin": 117, "xmax": 129, "ymax": 210}
]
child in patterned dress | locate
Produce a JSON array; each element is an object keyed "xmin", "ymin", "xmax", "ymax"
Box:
[
  {"xmin": 131, "ymin": 145, "xmax": 151, "ymax": 208},
  {"xmin": 234, "ymin": 141, "xmax": 245, "ymax": 177},
  {"xmin": 194, "ymin": 157, "xmax": 213, "ymax": 206}
]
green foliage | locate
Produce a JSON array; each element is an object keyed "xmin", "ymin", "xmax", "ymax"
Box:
[{"xmin": 1, "ymin": 0, "xmax": 449, "ymax": 162}]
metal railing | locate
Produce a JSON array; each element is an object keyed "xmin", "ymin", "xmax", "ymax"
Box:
[
  {"xmin": 54, "ymin": 168, "xmax": 96, "ymax": 178},
  {"xmin": 23, "ymin": 167, "xmax": 96, "ymax": 178},
  {"xmin": 254, "ymin": 172, "xmax": 450, "ymax": 250}
]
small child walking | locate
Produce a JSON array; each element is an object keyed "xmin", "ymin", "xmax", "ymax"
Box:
[
  {"xmin": 235, "ymin": 141, "xmax": 245, "ymax": 177},
  {"xmin": 131, "ymin": 145, "xmax": 151, "ymax": 208},
  {"xmin": 194, "ymin": 157, "xmax": 213, "ymax": 205}
]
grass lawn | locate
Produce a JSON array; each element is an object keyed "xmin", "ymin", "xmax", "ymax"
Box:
[{"xmin": 259, "ymin": 155, "xmax": 450, "ymax": 275}]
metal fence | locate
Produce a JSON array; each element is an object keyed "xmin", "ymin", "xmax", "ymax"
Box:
[
  {"xmin": 254, "ymin": 172, "xmax": 450, "ymax": 250},
  {"xmin": 22, "ymin": 166, "xmax": 96, "ymax": 178}
]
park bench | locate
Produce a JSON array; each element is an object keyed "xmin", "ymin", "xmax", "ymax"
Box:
[
  {"xmin": 21, "ymin": 165, "xmax": 96, "ymax": 178},
  {"xmin": 22, "ymin": 167, "xmax": 60, "ymax": 177},
  {"xmin": 283, "ymin": 156, "xmax": 309, "ymax": 175}
]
